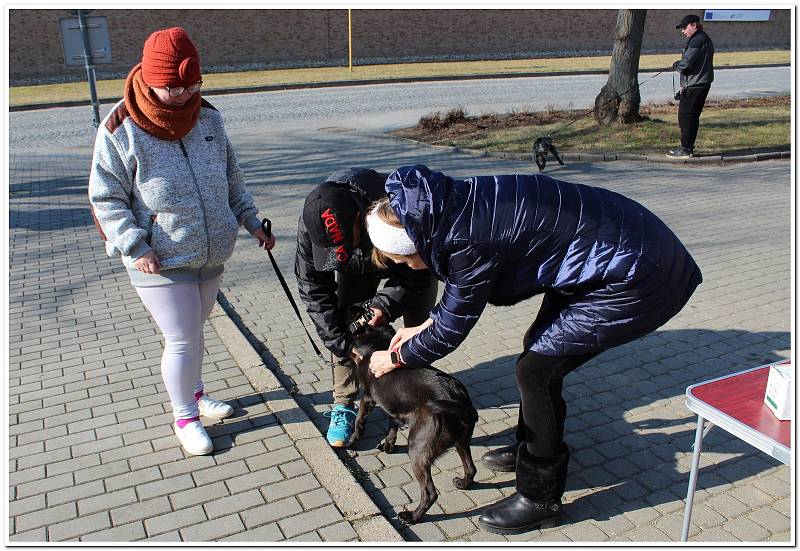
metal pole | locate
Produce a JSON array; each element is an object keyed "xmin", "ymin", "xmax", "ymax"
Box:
[
  {"xmin": 680, "ymin": 415, "xmax": 705, "ymax": 542},
  {"xmin": 77, "ymin": 9, "xmax": 101, "ymax": 128},
  {"xmin": 348, "ymin": 9, "xmax": 352, "ymax": 73}
]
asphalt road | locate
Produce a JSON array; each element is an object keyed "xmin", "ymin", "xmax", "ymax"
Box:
[{"xmin": 9, "ymin": 66, "xmax": 790, "ymax": 148}]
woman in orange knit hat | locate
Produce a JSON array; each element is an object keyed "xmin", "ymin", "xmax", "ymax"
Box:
[{"xmin": 89, "ymin": 27, "xmax": 275, "ymax": 456}]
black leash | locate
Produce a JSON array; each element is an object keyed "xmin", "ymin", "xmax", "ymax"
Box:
[
  {"xmin": 261, "ymin": 218, "xmax": 328, "ymax": 363},
  {"xmin": 549, "ymin": 69, "xmax": 667, "ymax": 139}
]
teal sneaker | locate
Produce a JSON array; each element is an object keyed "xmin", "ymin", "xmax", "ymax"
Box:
[{"xmin": 326, "ymin": 404, "xmax": 356, "ymax": 447}]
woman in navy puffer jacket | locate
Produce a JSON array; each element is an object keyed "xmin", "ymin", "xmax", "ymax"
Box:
[{"xmin": 366, "ymin": 165, "xmax": 701, "ymax": 534}]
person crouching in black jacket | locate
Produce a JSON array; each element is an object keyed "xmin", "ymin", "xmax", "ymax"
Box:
[
  {"xmin": 667, "ymin": 14, "xmax": 714, "ymax": 159},
  {"xmin": 294, "ymin": 167, "xmax": 438, "ymax": 447}
]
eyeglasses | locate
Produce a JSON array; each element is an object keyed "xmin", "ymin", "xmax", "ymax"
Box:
[{"xmin": 158, "ymin": 80, "xmax": 203, "ymax": 97}]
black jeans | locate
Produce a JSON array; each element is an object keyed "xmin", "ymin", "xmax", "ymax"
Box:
[
  {"xmin": 678, "ymin": 84, "xmax": 711, "ymax": 152},
  {"xmin": 513, "ymin": 292, "xmax": 599, "ymax": 458}
]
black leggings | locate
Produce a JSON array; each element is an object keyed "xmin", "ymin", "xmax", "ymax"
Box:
[
  {"xmin": 515, "ymin": 350, "xmax": 597, "ymax": 458},
  {"xmin": 514, "ymin": 291, "xmax": 599, "ymax": 458}
]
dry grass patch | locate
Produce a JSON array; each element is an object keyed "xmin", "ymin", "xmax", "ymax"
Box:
[{"xmin": 393, "ymin": 96, "xmax": 790, "ymax": 157}]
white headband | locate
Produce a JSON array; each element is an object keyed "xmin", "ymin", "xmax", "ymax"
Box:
[{"xmin": 366, "ymin": 208, "xmax": 417, "ymax": 255}]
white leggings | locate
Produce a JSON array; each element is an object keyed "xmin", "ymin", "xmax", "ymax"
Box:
[{"xmin": 135, "ymin": 276, "xmax": 221, "ymax": 420}]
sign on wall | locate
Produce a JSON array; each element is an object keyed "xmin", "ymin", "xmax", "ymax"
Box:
[
  {"xmin": 703, "ymin": 10, "xmax": 771, "ymax": 22},
  {"xmin": 59, "ymin": 15, "xmax": 112, "ymax": 66}
]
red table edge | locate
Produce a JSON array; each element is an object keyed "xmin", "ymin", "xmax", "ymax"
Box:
[{"xmin": 685, "ymin": 360, "xmax": 791, "ymax": 462}]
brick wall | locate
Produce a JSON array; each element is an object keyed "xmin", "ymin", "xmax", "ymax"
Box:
[{"xmin": 8, "ymin": 8, "xmax": 791, "ymax": 83}]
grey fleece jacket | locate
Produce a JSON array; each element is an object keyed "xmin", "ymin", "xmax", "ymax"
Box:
[{"xmin": 89, "ymin": 98, "xmax": 262, "ymax": 287}]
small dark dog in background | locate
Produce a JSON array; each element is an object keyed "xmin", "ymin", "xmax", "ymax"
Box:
[
  {"xmin": 533, "ymin": 136, "xmax": 564, "ymax": 172},
  {"xmin": 347, "ymin": 326, "xmax": 478, "ymax": 524}
]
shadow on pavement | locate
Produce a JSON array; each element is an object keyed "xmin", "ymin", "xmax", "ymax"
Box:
[
  {"xmin": 10, "ymin": 175, "xmax": 88, "ymax": 198},
  {"xmin": 446, "ymin": 327, "xmax": 789, "ymax": 525},
  {"xmin": 226, "ymin": 320, "xmax": 788, "ymax": 534}
]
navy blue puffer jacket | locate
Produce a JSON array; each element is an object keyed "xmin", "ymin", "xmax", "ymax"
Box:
[{"xmin": 388, "ymin": 165, "xmax": 702, "ymax": 367}]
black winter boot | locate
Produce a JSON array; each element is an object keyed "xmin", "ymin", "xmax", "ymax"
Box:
[
  {"xmin": 482, "ymin": 409, "xmax": 529, "ymax": 472},
  {"xmin": 478, "ymin": 443, "xmax": 569, "ymax": 535},
  {"xmin": 481, "ymin": 443, "xmax": 518, "ymax": 472}
]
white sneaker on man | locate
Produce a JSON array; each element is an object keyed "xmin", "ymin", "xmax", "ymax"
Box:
[
  {"xmin": 197, "ymin": 394, "xmax": 234, "ymax": 420},
  {"xmin": 174, "ymin": 419, "xmax": 213, "ymax": 455}
]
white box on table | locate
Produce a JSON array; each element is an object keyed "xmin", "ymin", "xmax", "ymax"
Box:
[{"xmin": 764, "ymin": 363, "xmax": 793, "ymax": 421}]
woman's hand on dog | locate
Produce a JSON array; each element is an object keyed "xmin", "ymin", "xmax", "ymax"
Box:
[
  {"xmin": 389, "ymin": 318, "xmax": 433, "ymax": 350},
  {"xmin": 371, "ymin": 319, "xmax": 435, "ymax": 376},
  {"xmin": 369, "ymin": 350, "xmax": 398, "ymax": 378}
]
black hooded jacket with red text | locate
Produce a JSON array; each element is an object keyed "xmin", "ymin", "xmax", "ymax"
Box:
[{"xmin": 294, "ymin": 168, "xmax": 434, "ymax": 359}]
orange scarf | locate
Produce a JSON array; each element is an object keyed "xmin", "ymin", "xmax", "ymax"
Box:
[{"xmin": 123, "ymin": 63, "xmax": 201, "ymax": 141}]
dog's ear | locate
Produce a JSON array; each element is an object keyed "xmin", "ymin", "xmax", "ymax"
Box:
[{"xmin": 350, "ymin": 347, "xmax": 364, "ymax": 363}]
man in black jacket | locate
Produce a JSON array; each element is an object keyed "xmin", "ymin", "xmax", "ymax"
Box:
[
  {"xmin": 667, "ymin": 14, "xmax": 714, "ymax": 159},
  {"xmin": 294, "ymin": 167, "xmax": 438, "ymax": 447}
]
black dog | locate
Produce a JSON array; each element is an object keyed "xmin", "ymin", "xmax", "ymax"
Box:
[
  {"xmin": 347, "ymin": 327, "xmax": 478, "ymax": 524},
  {"xmin": 533, "ymin": 136, "xmax": 564, "ymax": 172}
]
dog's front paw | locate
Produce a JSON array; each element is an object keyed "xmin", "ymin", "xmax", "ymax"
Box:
[
  {"xmin": 452, "ymin": 476, "xmax": 473, "ymax": 490},
  {"xmin": 379, "ymin": 441, "xmax": 396, "ymax": 454},
  {"xmin": 344, "ymin": 436, "xmax": 359, "ymax": 448},
  {"xmin": 397, "ymin": 510, "xmax": 416, "ymax": 525}
]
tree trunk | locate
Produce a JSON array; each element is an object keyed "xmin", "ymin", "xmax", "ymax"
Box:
[{"xmin": 594, "ymin": 9, "xmax": 647, "ymax": 125}]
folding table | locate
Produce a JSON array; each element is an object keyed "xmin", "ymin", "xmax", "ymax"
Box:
[{"xmin": 680, "ymin": 360, "xmax": 791, "ymax": 542}]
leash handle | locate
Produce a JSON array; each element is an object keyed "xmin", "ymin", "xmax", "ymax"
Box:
[{"xmin": 261, "ymin": 217, "xmax": 272, "ymax": 238}]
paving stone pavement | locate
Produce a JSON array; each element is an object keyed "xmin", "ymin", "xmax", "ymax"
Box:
[
  {"xmin": 7, "ymin": 108, "xmax": 791, "ymax": 542},
  {"xmin": 7, "ymin": 144, "xmax": 400, "ymax": 543}
]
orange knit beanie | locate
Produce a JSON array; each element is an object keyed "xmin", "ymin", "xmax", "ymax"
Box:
[{"xmin": 141, "ymin": 27, "xmax": 201, "ymax": 88}]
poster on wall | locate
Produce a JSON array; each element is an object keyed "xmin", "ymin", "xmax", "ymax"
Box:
[{"xmin": 703, "ymin": 10, "xmax": 771, "ymax": 22}]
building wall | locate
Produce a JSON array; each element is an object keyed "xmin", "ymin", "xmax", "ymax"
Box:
[{"xmin": 8, "ymin": 8, "xmax": 791, "ymax": 83}]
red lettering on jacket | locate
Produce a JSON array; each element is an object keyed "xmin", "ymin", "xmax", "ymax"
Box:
[{"xmin": 321, "ymin": 208, "xmax": 349, "ymax": 262}]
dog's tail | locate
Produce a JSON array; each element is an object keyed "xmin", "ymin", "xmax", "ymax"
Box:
[{"xmin": 428, "ymin": 399, "xmax": 479, "ymax": 424}]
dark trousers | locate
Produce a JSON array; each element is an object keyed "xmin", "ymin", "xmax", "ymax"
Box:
[
  {"xmin": 678, "ymin": 84, "xmax": 711, "ymax": 152},
  {"xmin": 515, "ymin": 351, "xmax": 597, "ymax": 458},
  {"xmin": 513, "ymin": 292, "xmax": 599, "ymax": 458}
]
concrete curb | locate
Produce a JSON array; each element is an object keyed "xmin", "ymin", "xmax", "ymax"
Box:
[
  {"xmin": 407, "ymin": 140, "xmax": 791, "ymax": 166},
  {"xmin": 207, "ymin": 302, "xmax": 404, "ymax": 543}
]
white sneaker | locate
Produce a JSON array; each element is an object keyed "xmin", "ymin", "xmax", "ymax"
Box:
[
  {"xmin": 197, "ymin": 394, "xmax": 235, "ymax": 420},
  {"xmin": 174, "ymin": 419, "xmax": 213, "ymax": 455}
]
